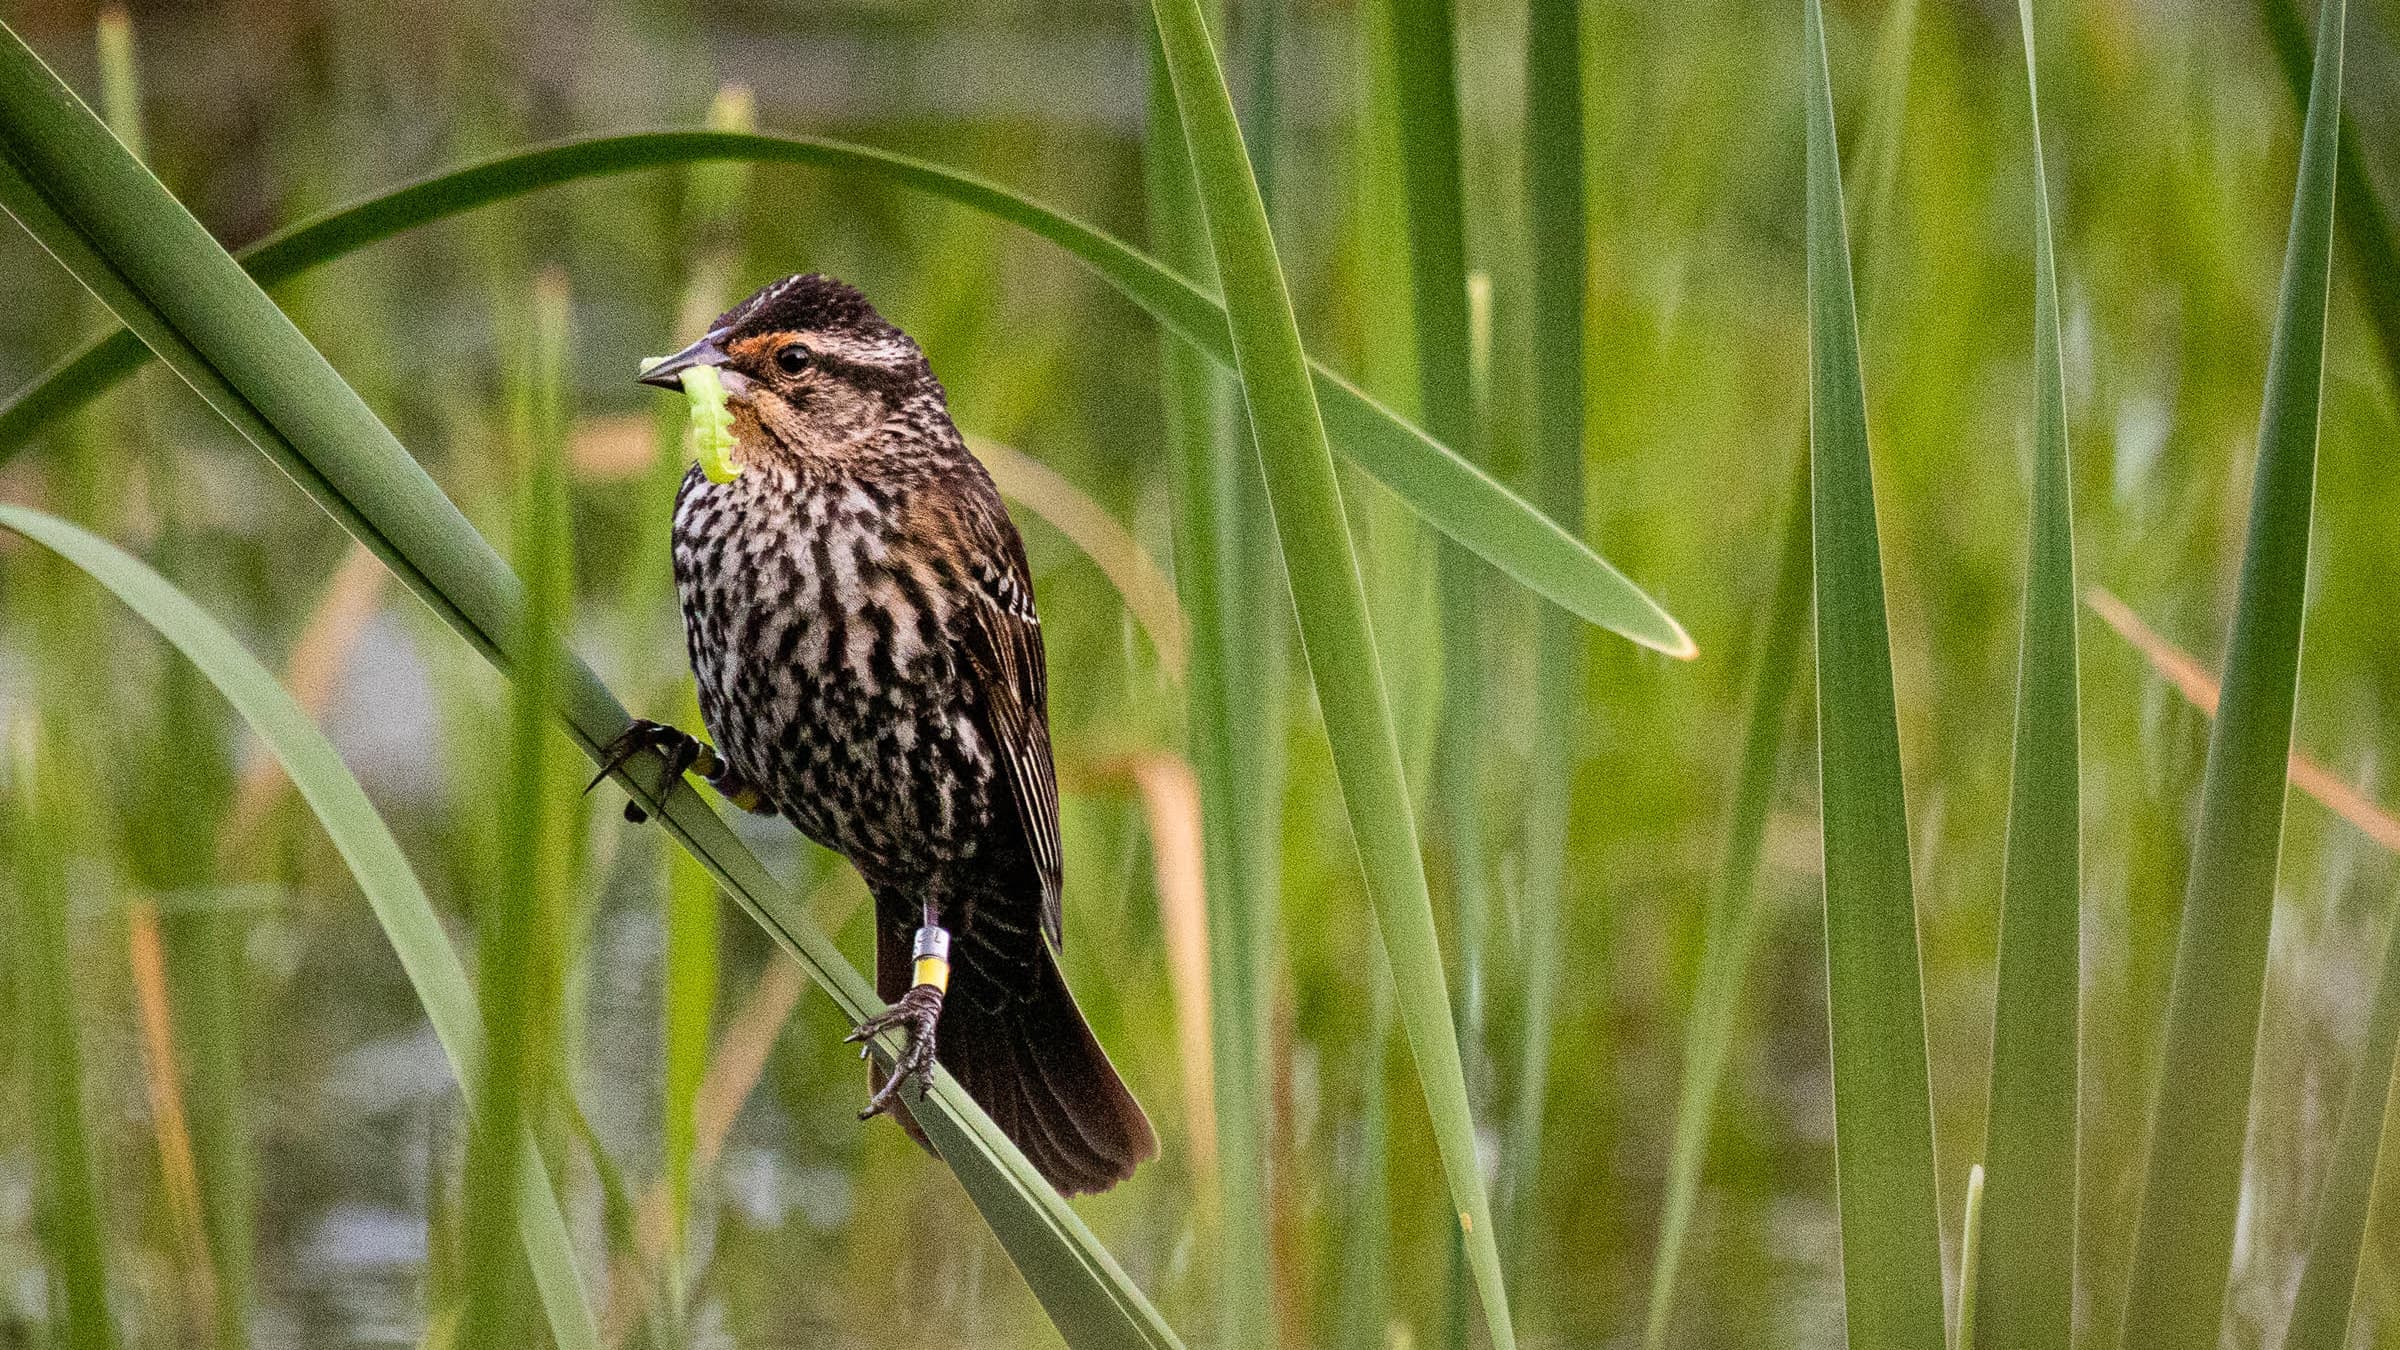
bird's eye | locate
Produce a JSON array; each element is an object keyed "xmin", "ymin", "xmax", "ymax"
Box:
[{"xmin": 774, "ymin": 345, "xmax": 811, "ymax": 375}]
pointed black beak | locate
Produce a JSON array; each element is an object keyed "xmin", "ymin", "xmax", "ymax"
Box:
[{"xmin": 638, "ymin": 330, "xmax": 731, "ymax": 388}]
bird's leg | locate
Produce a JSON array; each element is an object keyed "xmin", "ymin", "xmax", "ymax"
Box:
[
  {"xmin": 847, "ymin": 921, "xmax": 950, "ymax": 1120},
  {"xmin": 587, "ymin": 718, "xmax": 771, "ymax": 823}
]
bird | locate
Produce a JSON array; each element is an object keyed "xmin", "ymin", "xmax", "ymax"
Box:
[{"xmin": 594, "ymin": 273, "xmax": 1156, "ymax": 1196}]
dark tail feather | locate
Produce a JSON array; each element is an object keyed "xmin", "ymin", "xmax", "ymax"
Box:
[{"xmin": 874, "ymin": 930, "xmax": 1157, "ymax": 1196}]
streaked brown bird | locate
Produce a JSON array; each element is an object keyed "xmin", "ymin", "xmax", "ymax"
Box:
[{"xmin": 599, "ymin": 273, "xmax": 1155, "ymax": 1194}]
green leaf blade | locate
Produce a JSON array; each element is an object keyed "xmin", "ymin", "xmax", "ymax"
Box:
[
  {"xmin": 1146, "ymin": 2, "xmax": 1515, "ymax": 1346},
  {"xmin": 1974, "ymin": 8, "xmax": 2083, "ymax": 1349},
  {"xmin": 2116, "ymin": 0, "xmax": 2346, "ymax": 1345},
  {"xmin": 1372, "ymin": 5, "xmax": 1493, "ymax": 1197},
  {"xmin": 1144, "ymin": 13, "xmax": 1281, "ymax": 1348},
  {"xmin": 8, "ymin": 725, "xmax": 119, "ymax": 1350},
  {"xmin": 1505, "ymin": 0, "xmax": 1586, "ymax": 1267},
  {"xmin": 1801, "ymin": 2, "xmax": 1946, "ymax": 1345},
  {"xmin": 2280, "ymin": 907, "xmax": 2400, "ymax": 1350}
]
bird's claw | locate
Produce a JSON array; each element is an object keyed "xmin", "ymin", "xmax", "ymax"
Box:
[
  {"xmin": 849, "ymin": 984, "xmax": 944, "ymax": 1120},
  {"xmin": 588, "ymin": 719, "xmax": 703, "ymax": 823}
]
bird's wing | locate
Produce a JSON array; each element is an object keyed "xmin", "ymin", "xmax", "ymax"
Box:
[{"xmin": 954, "ymin": 499, "xmax": 1066, "ymax": 950}]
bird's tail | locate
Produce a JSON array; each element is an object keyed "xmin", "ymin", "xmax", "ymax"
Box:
[{"xmin": 876, "ymin": 930, "xmax": 1157, "ymax": 1196}]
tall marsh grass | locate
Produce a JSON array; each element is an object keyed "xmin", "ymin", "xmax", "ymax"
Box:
[{"xmin": 3, "ymin": 0, "xmax": 2397, "ymax": 1346}]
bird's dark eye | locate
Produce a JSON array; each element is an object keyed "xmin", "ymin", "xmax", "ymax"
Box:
[{"xmin": 775, "ymin": 345, "xmax": 811, "ymax": 375}]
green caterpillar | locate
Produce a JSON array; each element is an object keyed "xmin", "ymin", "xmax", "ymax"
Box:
[{"xmin": 641, "ymin": 357, "xmax": 742, "ymax": 483}]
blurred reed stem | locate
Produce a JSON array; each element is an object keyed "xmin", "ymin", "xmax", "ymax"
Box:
[
  {"xmin": 2115, "ymin": 0, "xmax": 2343, "ymax": 1342},
  {"xmin": 11, "ymin": 723, "xmax": 119, "ymax": 1350},
  {"xmin": 92, "ymin": 13, "xmax": 257, "ymax": 1343},
  {"xmin": 1370, "ymin": 0, "xmax": 1488, "ymax": 1119},
  {"xmin": 1329, "ymin": 4, "xmax": 1416, "ymax": 1335},
  {"xmin": 1146, "ymin": 9, "xmax": 1283, "ymax": 1343},
  {"xmin": 1504, "ymin": 0, "xmax": 1586, "ymax": 1276},
  {"xmin": 459, "ymin": 272, "xmax": 578, "ymax": 1350},
  {"xmin": 1641, "ymin": 445, "xmax": 1810, "ymax": 1350}
]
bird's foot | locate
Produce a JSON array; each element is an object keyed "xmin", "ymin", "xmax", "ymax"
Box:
[
  {"xmin": 587, "ymin": 719, "xmax": 704, "ymax": 823},
  {"xmin": 848, "ymin": 982, "xmax": 946, "ymax": 1120}
]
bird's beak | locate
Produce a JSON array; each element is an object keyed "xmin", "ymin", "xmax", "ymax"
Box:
[{"xmin": 638, "ymin": 329, "xmax": 731, "ymax": 388}]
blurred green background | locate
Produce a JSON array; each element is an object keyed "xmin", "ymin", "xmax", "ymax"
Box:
[{"xmin": 3, "ymin": 0, "xmax": 2399, "ymax": 1346}]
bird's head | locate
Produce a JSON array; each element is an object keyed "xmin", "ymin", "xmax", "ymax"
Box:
[{"xmin": 639, "ymin": 273, "xmax": 934, "ymax": 471}]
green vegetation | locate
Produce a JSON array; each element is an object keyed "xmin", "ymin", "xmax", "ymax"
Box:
[{"xmin": 2, "ymin": 1, "xmax": 2396, "ymax": 1346}]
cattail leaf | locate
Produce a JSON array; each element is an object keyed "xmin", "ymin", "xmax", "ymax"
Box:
[
  {"xmin": 2116, "ymin": 0, "xmax": 2345, "ymax": 1343},
  {"xmin": 9, "ymin": 725, "xmax": 118, "ymax": 1350},
  {"xmin": 1974, "ymin": 6, "xmax": 2082, "ymax": 1347},
  {"xmin": 1639, "ymin": 1, "xmax": 1918, "ymax": 1331},
  {"xmin": 1143, "ymin": 10, "xmax": 1281, "ymax": 1347},
  {"xmin": 1506, "ymin": 0, "xmax": 1584, "ymax": 1266},
  {"xmin": 1800, "ymin": 2, "xmax": 1947, "ymax": 1345},
  {"xmin": 1145, "ymin": 2, "xmax": 1516, "ymax": 1347},
  {"xmin": 1370, "ymin": 4, "xmax": 1491, "ymax": 1179}
]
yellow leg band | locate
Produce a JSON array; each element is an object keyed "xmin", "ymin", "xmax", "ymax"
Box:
[{"xmin": 912, "ymin": 955, "xmax": 951, "ymax": 994}]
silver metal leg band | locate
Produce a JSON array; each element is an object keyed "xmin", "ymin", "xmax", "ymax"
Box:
[{"xmin": 912, "ymin": 925, "xmax": 952, "ymax": 962}]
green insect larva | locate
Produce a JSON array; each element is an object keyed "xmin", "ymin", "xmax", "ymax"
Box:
[{"xmin": 641, "ymin": 356, "xmax": 742, "ymax": 483}]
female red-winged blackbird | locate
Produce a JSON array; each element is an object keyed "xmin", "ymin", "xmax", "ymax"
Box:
[{"xmin": 599, "ymin": 273, "xmax": 1155, "ymax": 1195}]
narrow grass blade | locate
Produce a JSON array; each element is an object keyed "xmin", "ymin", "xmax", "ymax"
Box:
[
  {"xmin": 1147, "ymin": 3, "xmax": 1515, "ymax": 1347},
  {"xmin": 660, "ymin": 835, "xmax": 717, "ymax": 1288},
  {"xmin": 0, "ymin": 29, "xmax": 1178, "ymax": 1346},
  {"xmin": 1332, "ymin": 986, "xmax": 1397, "ymax": 1350},
  {"xmin": 2116, "ymin": 1, "xmax": 2345, "ymax": 1344},
  {"xmin": 1371, "ymin": 3, "xmax": 1491, "ymax": 1137},
  {"xmin": 1641, "ymin": 4, "xmax": 1919, "ymax": 1331},
  {"xmin": 2084, "ymin": 578, "xmax": 2400, "ymax": 1344},
  {"xmin": 1505, "ymin": 0, "xmax": 1584, "ymax": 1264},
  {"xmin": 8, "ymin": 724, "xmax": 119, "ymax": 1350},
  {"xmin": 0, "ymin": 505, "xmax": 601, "ymax": 1350},
  {"xmin": 1145, "ymin": 16, "xmax": 1278, "ymax": 1346},
  {"xmin": 2281, "ymin": 891, "xmax": 2400, "ymax": 1349},
  {"xmin": 459, "ymin": 273, "xmax": 578, "ymax": 1350},
  {"xmin": 2258, "ymin": 0, "xmax": 2400, "ymax": 386},
  {"xmin": 1975, "ymin": 8, "xmax": 2082, "ymax": 1348},
  {"xmin": 1333, "ymin": 15, "xmax": 1411, "ymax": 1340},
  {"xmin": 1801, "ymin": 2, "xmax": 1946, "ymax": 1344},
  {"xmin": 1375, "ymin": 0, "xmax": 1474, "ymax": 453},
  {"xmin": 0, "ymin": 129, "xmax": 1690, "ymax": 658}
]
